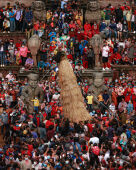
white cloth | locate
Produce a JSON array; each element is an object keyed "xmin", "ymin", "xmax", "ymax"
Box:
[{"xmin": 52, "ymin": 94, "xmax": 60, "ymax": 100}]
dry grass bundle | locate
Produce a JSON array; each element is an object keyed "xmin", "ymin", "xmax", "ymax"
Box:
[{"xmin": 58, "ymin": 57, "xmax": 91, "ymax": 123}]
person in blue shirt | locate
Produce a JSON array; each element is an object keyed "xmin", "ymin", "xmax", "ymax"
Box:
[
  {"xmin": 57, "ymin": 19, "xmax": 63, "ymax": 29},
  {"xmin": 100, "ymin": 20, "xmax": 109, "ymax": 38},
  {"xmin": 102, "ymin": 90, "xmax": 109, "ymax": 112},
  {"xmin": 54, "ymin": 161, "xmax": 62, "ymax": 169},
  {"xmin": 79, "ymin": 40, "xmax": 88, "ymax": 56},
  {"xmin": 109, "ymin": 20, "xmax": 117, "ymax": 38},
  {"xmin": 22, "ymin": 7, "xmax": 33, "ymax": 32},
  {"xmin": 126, "ymin": 128, "xmax": 131, "ymax": 139},
  {"xmin": 127, "ymin": 100, "xmax": 133, "ymax": 114},
  {"xmin": 9, "ymin": 8, "xmax": 15, "ymax": 32},
  {"xmin": 48, "ymin": 31, "xmax": 57, "ymax": 42},
  {"xmin": 44, "ymin": 61, "xmax": 51, "ymax": 69},
  {"xmin": 100, "ymin": 20, "xmax": 107, "ymax": 32},
  {"xmin": 61, "ymin": 0, "xmax": 68, "ymax": 9},
  {"xmin": 38, "ymin": 60, "xmax": 45, "ymax": 71}
]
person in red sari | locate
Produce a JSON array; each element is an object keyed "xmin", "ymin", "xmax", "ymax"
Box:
[
  {"xmin": 82, "ymin": 46, "xmax": 89, "ymax": 69},
  {"xmin": 92, "ymin": 22, "xmax": 99, "ymax": 36},
  {"xmin": 84, "ymin": 21, "xmax": 92, "ymax": 40}
]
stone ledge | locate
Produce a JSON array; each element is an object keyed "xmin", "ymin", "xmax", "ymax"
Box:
[
  {"xmin": 0, "ymin": 32, "xmax": 27, "ymax": 43},
  {"xmin": 112, "ymin": 65, "xmax": 136, "ymax": 71},
  {"xmin": 81, "ymin": 69, "xmax": 113, "ymax": 79}
]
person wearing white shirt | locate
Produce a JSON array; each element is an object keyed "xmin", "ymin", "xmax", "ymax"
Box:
[
  {"xmin": 102, "ymin": 44, "xmax": 110, "ymax": 71},
  {"xmin": 131, "ymin": 14, "xmax": 135, "ymax": 32},
  {"xmin": 109, "ymin": 102, "xmax": 116, "ymax": 117},
  {"xmin": 0, "ymin": 42, "xmax": 6, "ymax": 66},
  {"xmin": 89, "ymin": 136, "xmax": 99, "ymax": 144},
  {"xmin": 117, "ymin": 22, "xmax": 123, "ymax": 39},
  {"xmin": 61, "ymin": 0, "xmax": 68, "ymax": 9},
  {"xmin": 104, "ymin": 150, "xmax": 110, "ymax": 163},
  {"xmin": 52, "ymin": 92, "xmax": 60, "ymax": 100}
]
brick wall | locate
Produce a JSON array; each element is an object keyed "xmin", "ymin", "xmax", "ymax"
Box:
[{"xmin": 0, "ymin": 0, "xmax": 128, "ymax": 7}]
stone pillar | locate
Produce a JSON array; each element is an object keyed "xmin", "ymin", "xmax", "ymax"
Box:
[
  {"xmin": 28, "ymin": 35, "xmax": 41, "ymax": 66},
  {"xmin": 89, "ymin": 34, "xmax": 103, "ymax": 69}
]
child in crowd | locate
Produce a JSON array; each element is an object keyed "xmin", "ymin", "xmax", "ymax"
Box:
[
  {"xmin": 3, "ymin": 18, "xmax": 10, "ymax": 32},
  {"xmin": 25, "ymin": 55, "xmax": 34, "ymax": 70}
]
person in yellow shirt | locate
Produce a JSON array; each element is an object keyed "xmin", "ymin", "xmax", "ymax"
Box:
[
  {"xmin": 98, "ymin": 92, "xmax": 104, "ymax": 102},
  {"xmin": 86, "ymin": 92, "xmax": 94, "ymax": 112},
  {"xmin": 98, "ymin": 91, "xmax": 104, "ymax": 112},
  {"xmin": 31, "ymin": 97, "xmax": 40, "ymax": 113},
  {"xmin": 46, "ymin": 10, "xmax": 52, "ymax": 23}
]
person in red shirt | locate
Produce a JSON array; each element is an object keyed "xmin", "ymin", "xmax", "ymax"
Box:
[
  {"xmin": 92, "ymin": 22, "xmax": 99, "ymax": 35},
  {"xmin": 125, "ymin": 92, "xmax": 131, "ymax": 103},
  {"xmin": 15, "ymin": 39, "xmax": 22, "ymax": 50},
  {"xmin": 27, "ymin": 142, "xmax": 33, "ymax": 154},
  {"xmin": 110, "ymin": 52, "xmax": 122, "ymax": 64},
  {"xmin": 121, "ymin": 3, "xmax": 130, "ymax": 11},
  {"xmin": 76, "ymin": 30, "xmax": 84, "ymax": 42},
  {"xmin": 69, "ymin": 20, "xmax": 76, "ymax": 29},
  {"xmin": 45, "ymin": 119, "xmax": 54, "ymax": 129},
  {"xmin": 82, "ymin": 46, "xmax": 89, "ymax": 68},
  {"xmin": 33, "ymin": 20, "xmax": 40, "ymax": 34},
  {"xmin": 84, "ymin": 21, "xmax": 91, "ymax": 32},
  {"xmin": 49, "ymin": 41, "xmax": 56, "ymax": 52},
  {"xmin": 87, "ymin": 121, "xmax": 93, "ymax": 135},
  {"xmin": 51, "ymin": 103, "xmax": 58, "ymax": 116},
  {"xmin": 67, "ymin": 53, "xmax": 73, "ymax": 60},
  {"xmin": 84, "ymin": 84, "xmax": 89, "ymax": 94},
  {"xmin": 21, "ymin": 148, "xmax": 31, "ymax": 157},
  {"xmin": 69, "ymin": 28, "xmax": 76, "ymax": 39},
  {"xmin": 91, "ymin": 143, "xmax": 100, "ymax": 156}
]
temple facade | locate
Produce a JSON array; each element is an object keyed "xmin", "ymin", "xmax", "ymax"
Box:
[{"xmin": 0, "ymin": 0, "xmax": 128, "ymax": 7}]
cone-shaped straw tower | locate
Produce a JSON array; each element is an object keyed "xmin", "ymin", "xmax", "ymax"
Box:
[{"xmin": 56, "ymin": 51, "xmax": 91, "ymax": 123}]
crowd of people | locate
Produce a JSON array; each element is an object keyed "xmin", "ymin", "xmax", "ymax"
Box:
[
  {"xmin": 0, "ymin": 0, "xmax": 135, "ymax": 170},
  {"xmin": 0, "ymin": 68, "xmax": 136, "ymax": 169},
  {"xmin": 0, "ymin": 1, "xmax": 136, "ymax": 69}
]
